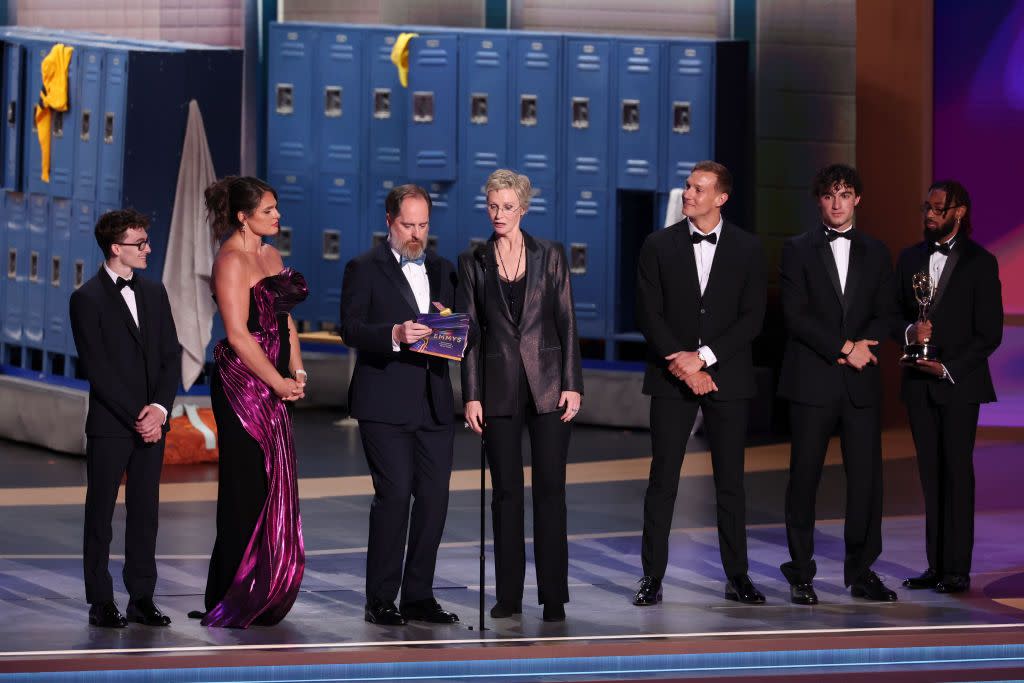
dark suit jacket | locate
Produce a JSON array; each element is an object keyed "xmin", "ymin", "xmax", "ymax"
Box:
[
  {"xmin": 777, "ymin": 227, "xmax": 896, "ymax": 407},
  {"xmin": 458, "ymin": 232, "xmax": 583, "ymax": 416},
  {"xmin": 340, "ymin": 242, "xmax": 458, "ymax": 425},
  {"xmin": 69, "ymin": 268, "xmax": 182, "ymax": 438},
  {"xmin": 894, "ymin": 238, "xmax": 1002, "ymax": 405},
  {"xmin": 636, "ymin": 220, "xmax": 766, "ymax": 401}
]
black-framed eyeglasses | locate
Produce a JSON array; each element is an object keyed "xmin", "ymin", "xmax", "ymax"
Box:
[
  {"xmin": 920, "ymin": 202, "xmax": 961, "ymax": 216},
  {"xmin": 113, "ymin": 239, "xmax": 149, "ymax": 250}
]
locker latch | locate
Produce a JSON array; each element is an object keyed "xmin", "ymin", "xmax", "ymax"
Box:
[
  {"xmin": 29, "ymin": 251, "xmax": 39, "ymax": 282},
  {"xmin": 51, "ymin": 256, "xmax": 61, "ymax": 286},
  {"xmin": 322, "ymin": 230, "xmax": 340, "ymax": 260},
  {"xmin": 570, "ymin": 243, "xmax": 587, "ymax": 274},
  {"xmin": 373, "ymin": 88, "xmax": 391, "ymax": 119},
  {"xmin": 470, "ymin": 93, "xmax": 488, "ymax": 125},
  {"xmin": 324, "ymin": 86, "xmax": 342, "ymax": 118},
  {"xmin": 80, "ymin": 110, "xmax": 91, "ymax": 141},
  {"xmin": 6, "ymin": 101, "xmax": 15, "ymax": 127},
  {"xmin": 52, "ymin": 111, "xmax": 64, "ymax": 138},
  {"xmin": 571, "ymin": 97, "xmax": 590, "ymax": 129},
  {"xmin": 520, "ymin": 95, "xmax": 537, "ymax": 127},
  {"xmin": 104, "ymin": 113, "xmax": 115, "ymax": 144},
  {"xmin": 276, "ymin": 84, "xmax": 294, "ymax": 115},
  {"xmin": 673, "ymin": 101, "xmax": 691, "ymax": 134},
  {"xmin": 7, "ymin": 249, "xmax": 15, "ymax": 278},
  {"xmin": 413, "ymin": 92, "xmax": 435, "ymax": 123},
  {"xmin": 74, "ymin": 259, "xmax": 85, "ymax": 289},
  {"xmin": 277, "ymin": 227, "xmax": 293, "ymax": 256},
  {"xmin": 621, "ymin": 99, "xmax": 640, "ymax": 132}
]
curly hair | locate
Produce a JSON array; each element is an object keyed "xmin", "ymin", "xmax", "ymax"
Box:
[{"xmin": 94, "ymin": 208, "xmax": 151, "ymax": 259}]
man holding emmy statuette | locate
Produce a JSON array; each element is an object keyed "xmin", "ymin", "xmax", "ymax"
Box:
[
  {"xmin": 340, "ymin": 184, "xmax": 461, "ymax": 627},
  {"xmin": 895, "ymin": 180, "xmax": 1003, "ymax": 594}
]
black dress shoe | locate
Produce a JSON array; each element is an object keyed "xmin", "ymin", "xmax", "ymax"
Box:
[
  {"xmin": 790, "ymin": 582, "xmax": 819, "ymax": 605},
  {"xmin": 851, "ymin": 571, "xmax": 898, "ymax": 601},
  {"xmin": 127, "ymin": 598, "xmax": 172, "ymax": 626},
  {"xmin": 903, "ymin": 568, "xmax": 940, "ymax": 590},
  {"xmin": 935, "ymin": 574, "xmax": 970, "ymax": 594},
  {"xmin": 542, "ymin": 603, "xmax": 565, "ymax": 622},
  {"xmin": 633, "ymin": 576, "xmax": 662, "ymax": 606},
  {"xmin": 365, "ymin": 600, "xmax": 406, "ymax": 625},
  {"xmin": 400, "ymin": 598, "xmax": 459, "ymax": 624},
  {"xmin": 489, "ymin": 601, "xmax": 522, "ymax": 618},
  {"xmin": 725, "ymin": 574, "xmax": 766, "ymax": 604},
  {"xmin": 89, "ymin": 601, "xmax": 127, "ymax": 628}
]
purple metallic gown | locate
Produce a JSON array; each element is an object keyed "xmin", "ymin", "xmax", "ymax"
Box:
[{"xmin": 203, "ymin": 268, "xmax": 308, "ymax": 628}]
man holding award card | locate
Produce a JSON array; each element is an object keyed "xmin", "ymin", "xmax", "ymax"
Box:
[
  {"xmin": 340, "ymin": 184, "xmax": 461, "ymax": 627},
  {"xmin": 895, "ymin": 180, "xmax": 1003, "ymax": 594}
]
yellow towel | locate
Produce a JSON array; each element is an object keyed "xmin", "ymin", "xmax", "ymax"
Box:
[
  {"xmin": 389, "ymin": 32, "xmax": 419, "ymax": 88},
  {"xmin": 34, "ymin": 43, "xmax": 74, "ymax": 183}
]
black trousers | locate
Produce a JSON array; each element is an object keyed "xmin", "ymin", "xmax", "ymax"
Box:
[
  {"xmin": 906, "ymin": 394, "xmax": 980, "ymax": 576},
  {"xmin": 642, "ymin": 396, "xmax": 750, "ymax": 580},
  {"xmin": 83, "ymin": 435, "xmax": 164, "ymax": 605},
  {"xmin": 359, "ymin": 399, "xmax": 454, "ymax": 606},
  {"xmin": 483, "ymin": 372, "xmax": 571, "ymax": 607},
  {"xmin": 781, "ymin": 395, "xmax": 882, "ymax": 586}
]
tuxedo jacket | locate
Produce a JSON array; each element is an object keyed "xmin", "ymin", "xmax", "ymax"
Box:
[
  {"xmin": 340, "ymin": 242, "xmax": 458, "ymax": 425},
  {"xmin": 69, "ymin": 268, "xmax": 182, "ymax": 438},
  {"xmin": 457, "ymin": 232, "xmax": 583, "ymax": 416},
  {"xmin": 636, "ymin": 220, "xmax": 766, "ymax": 401},
  {"xmin": 894, "ymin": 238, "xmax": 1002, "ymax": 405},
  {"xmin": 777, "ymin": 227, "xmax": 896, "ymax": 407}
]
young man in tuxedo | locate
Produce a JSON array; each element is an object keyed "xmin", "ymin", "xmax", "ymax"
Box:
[
  {"xmin": 778, "ymin": 164, "xmax": 898, "ymax": 605},
  {"xmin": 897, "ymin": 180, "xmax": 1002, "ymax": 594},
  {"xmin": 69, "ymin": 209, "xmax": 182, "ymax": 628},
  {"xmin": 340, "ymin": 184, "xmax": 460, "ymax": 626},
  {"xmin": 634, "ymin": 160, "xmax": 767, "ymax": 606}
]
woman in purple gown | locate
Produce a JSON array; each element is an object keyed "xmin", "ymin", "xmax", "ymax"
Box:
[{"xmin": 196, "ymin": 176, "xmax": 307, "ymax": 628}]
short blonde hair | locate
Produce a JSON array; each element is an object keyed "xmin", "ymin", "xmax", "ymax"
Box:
[{"xmin": 484, "ymin": 169, "xmax": 532, "ymax": 211}]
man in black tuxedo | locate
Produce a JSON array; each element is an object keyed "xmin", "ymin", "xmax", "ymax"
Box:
[
  {"xmin": 340, "ymin": 184, "xmax": 460, "ymax": 626},
  {"xmin": 897, "ymin": 180, "xmax": 1002, "ymax": 594},
  {"xmin": 69, "ymin": 209, "xmax": 181, "ymax": 628},
  {"xmin": 634, "ymin": 160, "xmax": 767, "ymax": 606},
  {"xmin": 778, "ymin": 164, "xmax": 898, "ymax": 605}
]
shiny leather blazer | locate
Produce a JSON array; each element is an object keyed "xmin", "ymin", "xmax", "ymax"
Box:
[{"xmin": 458, "ymin": 232, "xmax": 583, "ymax": 416}]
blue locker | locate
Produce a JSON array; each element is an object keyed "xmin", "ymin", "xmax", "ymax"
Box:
[
  {"xmin": 563, "ymin": 186, "xmax": 609, "ymax": 339},
  {"xmin": 313, "ymin": 173, "xmax": 359, "ymax": 329},
  {"xmin": 73, "ymin": 45, "xmax": 103, "ymax": 201},
  {"xmin": 267, "ymin": 23, "xmax": 316, "ymax": 174},
  {"xmin": 367, "ymin": 29, "xmax": 407, "ymax": 178},
  {"xmin": 45, "ymin": 197, "xmax": 71, "ymax": 355},
  {"xmin": 24, "ymin": 193, "xmax": 48, "ymax": 347},
  {"xmin": 22, "ymin": 40, "xmax": 48, "ymax": 197},
  {"xmin": 564, "ymin": 37, "xmax": 614, "ymax": 186},
  {"xmin": 615, "ymin": 38, "xmax": 662, "ymax": 191},
  {"xmin": 2, "ymin": 42, "xmax": 25, "ymax": 191},
  {"xmin": 458, "ymin": 31, "xmax": 509, "ymax": 181},
  {"xmin": 406, "ymin": 34, "xmax": 458, "ymax": 182},
  {"xmin": 68, "ymin": 200, "xmax": 99, "ymax": 354},
  {"xmin": 315, "ymin": 26, "xmax": 363, "ymax": 176},
  {"xmin": 2, "ymin": 191, "xmax": 26, "ymax": 344},
  {"xmin": 662, "ymin": 41, "xmax": 713, "ymax": 192},
  {"xmin": 426, "ymin": 181, "xmax": 457, "ymax": 262},
  {"xmin": 364, "ymin": 175, "xmax": 398, "ymax": 251},
  {"xmin": 269, "ymin": 170, "xmax": 312, "ymax": 321},
  {"xmin": 457, "ymin": 179, "xmax": 490, "ymax": 251},
  {"xmin": 511, "ymin": 33, "xmax": 562, "ymax": 187},
  {"xmin": 47, "ymin": 47, "xmax": 77, "ymax": 198},
  {"xmin": 524, "ymin": 182, "xmax": 558, "ymax": 242}
]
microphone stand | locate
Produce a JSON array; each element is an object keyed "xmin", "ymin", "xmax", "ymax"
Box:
[{"xmin": 478, "ymin": 433, "xmax": 487, "ymax": 635}]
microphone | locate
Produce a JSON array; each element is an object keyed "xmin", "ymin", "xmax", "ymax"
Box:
[{"xmin": 474, "ymin": 243, "xmax": 488, "ymax": 272}]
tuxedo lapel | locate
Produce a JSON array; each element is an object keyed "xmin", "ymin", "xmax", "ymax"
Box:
[
  {"xmin": 814, "ymin": 230, "xmax": 845, "ymax": 311},
  {"xmin": 374, "ymin": 242, "xmax": 419, "ymax": 315},
  {"xmin": 520, "ymin": 232, "xmax": 543, "ymax": 330},
  {"xmin": 669, "ymin": 223, "xmax": 702, "ymax": 298},
  {"xmin": 929, "ymin": 239, "xmax": 964, "ymax": 313},
  {"xmin": 99, "ymin": 268, "xmax": 143, "ymax": 347}
]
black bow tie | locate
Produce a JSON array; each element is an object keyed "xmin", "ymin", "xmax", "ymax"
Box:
[
  {"xmin": 115, "ymin": 276, "xmax": 136, "ymax": 291},
  {"xmin": 690, "ymin": 231, "xmax": 717, "ymax": 245},
  {"xmin": 928, "ymin": 241, "xmax": 953, "ymax": 255},
  {"xmin": 825, "ymin": 228, "xmax": 854, "ymax": 242}
]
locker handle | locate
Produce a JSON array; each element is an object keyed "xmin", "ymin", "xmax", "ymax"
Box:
[
  {"xmin": 621, "ymin": 99, "xmax": 640, "ymax": 132},
  {"xmin": 6, "ymin": 249, "xmax": 15, "ymax": 278},
  {"xmin": 104, "ymin": 112, "xmax": 115, "ymax": 144},
  {"xmin": 373, "ymin": 88, "xmax": 391, "ymax": 119},
  {"xmin": 29, "ymin": 251, "xmax": 39, "ymax": 282},
  {"xmin": 277, "ymin": 227, "xmax": 293, "ymax": 256},
  {"xmin": 571, "ymin": 97, "xmax": 590, "ymax": 129},
  {"xmin": 470, "ymin": 93, "xmax": 488, "ymax": 125},
  {"xmin": 80, "ymin": 110, "xmax": 91, "ymax": 141},
  {"xmin": 5, "ymin": 100, "xmax": 14, "ymax": 127},
  {"xmin": 50, "ymin": 256, "xmax": 61, "ymax": 286},
  {"xmin": 276, "ymin": 84, "xmax": 294, "ymax": 115},
  {"xmin": 520, "ymin": 95, "xmax": 538, "ymax": 127},
  {"xmin": 324, "ymin": 86, "xmax": 342, "ymax": 118},
  {"xmin": 570, "ymin": 243, "xmax": 587, "ymax": 275},
  {"xmin": 74, "ymin": 259, "xmax": 85, "ymax": 289},
  {"xmin": 673, "ymin": 101, "xmax": 691, "ymax": 134},
  {"xmin": 52, "ymin": 111, "xmax": 64, "ymax": 138},
  {"xmin": 322, "ymin": 230, "xmax": 340, "ymax": 260},
  {"xmin": 412, "ymin": 92, "xmax": 435, "ymax": 123}
]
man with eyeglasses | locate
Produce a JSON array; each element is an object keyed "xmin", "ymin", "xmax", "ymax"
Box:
[
  {"xmin": 895, "ymin": 180, "xmax": 1003, "ymax": 594},
  {"xmin": 69, "ymin": 209, "xmax": 182, "ymax": 628}
]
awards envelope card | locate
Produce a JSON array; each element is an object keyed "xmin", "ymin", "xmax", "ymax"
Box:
[{"xmin": 409, "ymin": 312, "xmax": 470, "ymax": 361}]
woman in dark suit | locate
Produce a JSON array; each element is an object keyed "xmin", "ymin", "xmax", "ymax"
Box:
[{"xmin": 458, "ymin": 169, "xmax": 583, "ymax": 623}]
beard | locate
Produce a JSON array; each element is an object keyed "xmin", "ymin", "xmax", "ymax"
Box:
[
  {"xmin": 395, "ymin": 237, "xmax": 425, "ymax": 261},
  {"xmin": 923, "ymin": 216, "xmax": 957, "ymax": 242}
]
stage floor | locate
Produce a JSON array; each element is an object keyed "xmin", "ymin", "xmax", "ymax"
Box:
[{"xmin": 1, "ymin": 411, "xmax": 1023, "ymax": 681}]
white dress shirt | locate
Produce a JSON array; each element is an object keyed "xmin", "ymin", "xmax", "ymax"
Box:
[
  {"xmin": 391, "ymin": 247, "xmax": 430, "ymax": 352},
  {"xmin": 826, "ymin": 223, "xmax": 854, "ymax": 292},
  {"xmin": 689, "ymin": 218, "xmax": 723, "ymax": 368},
  {"xmin": 103, "ymin": 264, "xmax": 168, "ymax": 422}
]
